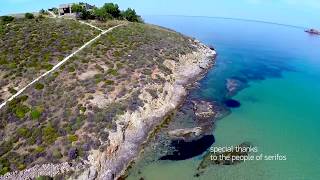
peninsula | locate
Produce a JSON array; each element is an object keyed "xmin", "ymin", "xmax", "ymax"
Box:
[{"xmin": 0, "ymin": 2, "xmax": 216, "ymax": 179}]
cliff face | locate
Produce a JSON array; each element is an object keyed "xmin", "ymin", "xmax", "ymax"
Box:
[
  {"xmin": 0, "ymin": 20, "xmax": 215, "ymax": 179},
  {"xmin": 80, "ymin": 41, "xmax": 216, "ymax": 180}
]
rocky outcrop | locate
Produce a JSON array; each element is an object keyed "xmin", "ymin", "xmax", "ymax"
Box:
[
  {"xmin": 80, "ymin": 41, "xmax": 216, "ymax": 180},
  {"xmin": 168, "ymin": 127, "xmax": 204, "ymax": 141},
  {"xmin": 0, "ymin": 162, "xmax": 75, "ymax": 180}
]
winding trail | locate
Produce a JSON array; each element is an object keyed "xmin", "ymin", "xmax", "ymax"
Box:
[
  {"xmin": 0, "ymin": 23, "xmax": 124, "ymax": 110},
  {"xmin": 48, "ymin": 11, "xmax": 57, "ymax": 18}
]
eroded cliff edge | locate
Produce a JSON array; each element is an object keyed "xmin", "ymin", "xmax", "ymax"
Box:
[
  {"xmin": 81, "ymin": 41, "xmax": 216, "ymax": 180},
  {"xmin": 0, "ymin": 21, "xmax": 215, "ymax": 179}
]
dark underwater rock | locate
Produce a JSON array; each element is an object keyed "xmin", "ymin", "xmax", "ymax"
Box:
[
  {"xmin": 224, "ymin": 99, "xmax": 241, "ymax": 108},
  {"xmin": 159, "ymin": 135, "xmax": 215, "ymax": 161},
  {"xmin": 195, "ymin": 142, "xmax": 252, "ymax": 177}
]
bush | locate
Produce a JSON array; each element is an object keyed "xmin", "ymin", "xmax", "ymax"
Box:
[
  {"xmin": 35, "ymin": 146, "xmax": 45, "ymax": 153},
  {"xmin": 42, "ymin": 124, "xmax": 58, "ymax": 144},
  {"xmin": 17, "ymin": 127, "xmax": 31, "ymax": 138},
  {"xmin": 68, "ymin": 66, "xmax": 76, "ymax": 72},
  {"xmin": 68, "ymin": 134, "xmax": 78, "ymax": 142},
  {"xmin": 25, "ymin": 13, "xmax": 34, "ymax": 19},
  {"xmin": 8, "ymin": 87, "xmax": 17, "ymax": 94},
  {"xmin": 30, "ymin": 107, "xmax": 42, "ymax": 120},
  {"xmin": 105, "ymin": 80, "xmax": 114, "ymax": 85},
  {"xmin": 71, "ymin": 4, "xmax": 84, "ymax": 13},
  {"xmin": 0, "ymin": 158, "xmax": 10, "ymax": 175},
  {"xmin": 93, "ymin": 3, "xmax": 120, "ymax": 20},
  {"xmin": 0, "ymin": 16, "xmax": 14, "ymax": 24},
  {"xmin": 79, "ymin": 9, "xmax": 95, "ymax": 20},
  {"xmin": 15, "ymin": 105, "xmax": 30, "ymax": 119},
  {"xmin": 0, "ymin": 141, "xmax": 13, "ymax": 157},
  {"xmin": 34, "ymin": 83, "xmax": 44, "ymax": 90},
  {"xmin": 102, "ymin": 3, "xmax": 121, "ymax": 18},
  {"xmin": 121, "ymin": 8, "xmax": 141, "ymax": 22},
  {"xmin": 39, "ymin": 9, "xmax": 47, "ymax": 15},
  {"xmin": 107, "ymin": 68, "xmax": 118, "ymax": 76}
]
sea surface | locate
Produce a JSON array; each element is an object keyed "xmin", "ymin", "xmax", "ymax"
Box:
[{"xmin": 127, "ymin": 16, "xmax": 320, "ymax": 180}]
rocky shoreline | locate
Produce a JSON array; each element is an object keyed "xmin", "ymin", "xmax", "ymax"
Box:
[
  {"xmin": 80, "ymin": 40, "xmax": 216, "ymax": 180},
  {"xmin": 0, "ymin": 40, "xmax": 216, "ymax": 180}
]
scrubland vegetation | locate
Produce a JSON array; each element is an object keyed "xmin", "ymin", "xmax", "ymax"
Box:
[
  {"xmin": 0, "ymin": 10, "xmax": 196, "ymax": 175},
  {"xmin": 0, "ymin": 18, "xmax": 100, "ymax": 102}
]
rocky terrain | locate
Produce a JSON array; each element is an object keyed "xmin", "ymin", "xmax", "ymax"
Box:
[{"xmin": 0, "ymin": 16, "xmax": 216, "ymax": 179}]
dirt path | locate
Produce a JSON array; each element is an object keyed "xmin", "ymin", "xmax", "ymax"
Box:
[{"xmin": 0, "ymin": 23, "xmax": 124, "ymax": 110}]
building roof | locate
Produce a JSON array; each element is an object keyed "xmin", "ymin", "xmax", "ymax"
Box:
[{"xmin": 59, "ymin": 3, "xmax": 73, "ymax": 9}]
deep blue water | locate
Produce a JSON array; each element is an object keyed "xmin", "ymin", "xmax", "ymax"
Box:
[{"xmin": 127, "ymin": 16, "xmax": 320, "ymax": 180}]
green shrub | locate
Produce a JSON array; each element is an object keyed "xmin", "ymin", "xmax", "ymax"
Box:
[
  {"xmin": 17, "ymin": 127, "xmax": 31, "ymax": 138},
  {"xmin": 105, "ymin": 80, "xmax": 114, "ymax": 85},
  {"xmin": 67, "ymin": 66, "xmax": 76, "ymax": 72},
  {"xmin": 30, "ymin": 108, "xmax": 42, "ymax": 120},
  {"xmin": 0, "ymin": 166, "xmax": 9, "ymax": 176},
  {"xmin": 0, "ymin": 158, "xmax": 10, "ymax": 175},
  {"xmin": 35, "ymin": 146, "xmax": 45, "ymax": 153},
  {"xmin": 94, "ymin": 74, "xmax": 104, "ymax": 83},
  {"xmin": 15, "ymin": 105, "xmax": 30, "ymax": 119},
  {"xmin": 34, "ymin": 83, "xmax": 44, "ymax": 90},
  {"xmin": 107, "ymin": 68, "xmax": 118, "ymax": 76},
  {"xmin": 0, "ymin": 59, "xmax": 8, "ymax": 65},
  {"xmin": 71, "ymin": 4, "xmax": 84, "ymax": 13},
  {"xmin": 0, "ymin": 141, "xmax": 13, "ymax": 157},
  {"xmin": 8, "ymin": 87, "xmax": 17, "ymax": 94},
  {"xmin": 121, "ymin": 8, "xmax": 141, "ymax": 22},
  {"xmin": 19, "ymin": 95, "xmax": 29, "ymax": 102},
  {"xmin": 0, "ymin": 16, "xmax": 14, "ymax": 24},
  {"xmin": 42, "ymin": 124, "xmax": 58, "ymax": 144},
  {"xmin": 25, "ymin": 13, "xmax": 35, "ymax": 19},
  {"xmin": 42, "ymin": 63, "xmax": 54, "ymax": 71},
  {"xmin": 68, "ymin": 134, "xmax": 78, "ymax": 142},
  {"xmin": 18, "ymin": 163, "xmax": 26, "ymax": 170}
]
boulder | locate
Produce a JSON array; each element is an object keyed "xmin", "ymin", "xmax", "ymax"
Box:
[{"xmin": 168, "ymin": 127, "xmax": 204, "ymax": 141}]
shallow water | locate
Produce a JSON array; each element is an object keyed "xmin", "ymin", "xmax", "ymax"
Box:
[{"xmin": 127, "ymin": 16, "xmax": 320, "ymax": 180}]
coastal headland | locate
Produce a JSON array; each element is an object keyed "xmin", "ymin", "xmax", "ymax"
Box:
[{"xmin": 0, "ymin": 10, "xmax": 216, "ymax": 179}]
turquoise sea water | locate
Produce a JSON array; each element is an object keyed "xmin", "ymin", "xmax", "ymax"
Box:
[{"xmin": 127, "ymin": 16, "xmax": 320, "ymax": 180}]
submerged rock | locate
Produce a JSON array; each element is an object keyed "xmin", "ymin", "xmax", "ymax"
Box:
[
  {"xmin": 168, "ymin": 127, "xmax": 205, "ymax": 141},
  {"xmin": 193, "ymin": 100, "xmax": 215, "ymax": 120},
  {"xmin": 224, "ymin": 99, "xmax": 241, "ymax": 108},
  {"xmin": 226, "ymin": 78, "xmax": 249, "ymax": 97},
  {"xmin": 159, "ymin": 135, "xmax": 215, "ymax": 161},
  {"xmin": 195, "ymin": 142, "xmax": 252, "ymax": 177}
]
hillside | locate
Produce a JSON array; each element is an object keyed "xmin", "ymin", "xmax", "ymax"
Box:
[
  {"xmin": 0, "ymin": 18, "xmax": 100, "ymax": 103},
  {"xmin": 0, "ymin": 18, "xmax": 215, "ymax": 179}
]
